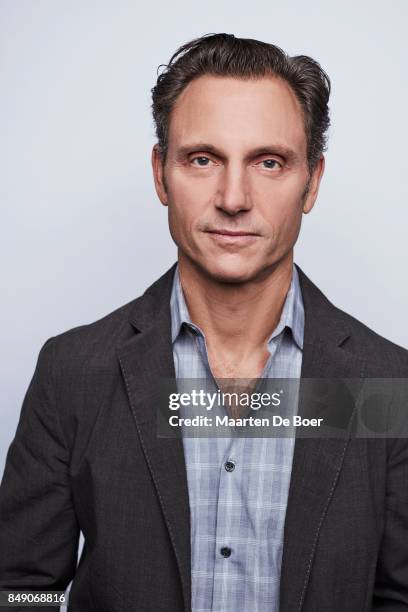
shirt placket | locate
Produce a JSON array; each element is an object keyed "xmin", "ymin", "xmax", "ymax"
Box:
[
  {"xmin": 192, "ymin": 328, "xmax": 239, "ymax": 611},
  {"xmin": 183, "ymin": 320, "xmax": 295, "ymax": 612}
]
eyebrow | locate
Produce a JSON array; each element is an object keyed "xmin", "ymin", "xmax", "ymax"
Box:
[{"xmin": 175, "ymin": 142, "xmax": 301, "ymax": 164}]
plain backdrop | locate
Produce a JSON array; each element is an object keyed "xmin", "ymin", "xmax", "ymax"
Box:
[{"xmin": 1, "ymin": 0, "xmax": 407, "ymax": 525}]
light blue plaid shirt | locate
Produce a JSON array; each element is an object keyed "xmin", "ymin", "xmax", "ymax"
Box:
[{"xmin": 170, "ymin": 264, "xmax": 304, "ymax": 612}]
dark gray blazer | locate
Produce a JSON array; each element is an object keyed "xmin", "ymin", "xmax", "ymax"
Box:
[{"xmin": 1, "ymin": 264, "xmax": 408, "ymax": 611}]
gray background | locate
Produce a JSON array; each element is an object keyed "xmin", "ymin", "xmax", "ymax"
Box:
[{"xmin": 1, "ymin": 0, "xmax": 407, "ymax": 487}]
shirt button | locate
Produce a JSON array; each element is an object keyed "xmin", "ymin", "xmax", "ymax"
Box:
[
  {"xmin": 224, "ymin": 460, "xmax": 235, "ymax": 472},
  {"xmin": 220, "ymin": 546, "xmax": 232, "ymax": 558}
]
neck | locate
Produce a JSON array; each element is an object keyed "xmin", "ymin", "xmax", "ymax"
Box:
[{"xmin": 178, "ymin": 252, "xmax": 294, "ymax": 361}]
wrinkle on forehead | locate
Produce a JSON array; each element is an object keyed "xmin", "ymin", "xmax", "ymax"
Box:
[{"xmin": 168, "ymin": 75, "xmax": 307, "ymax": 160}]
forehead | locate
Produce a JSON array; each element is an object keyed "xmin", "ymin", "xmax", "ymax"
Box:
[{"xmin": 168, "ymin": 75, "xmax": 307, "ymax": 155}]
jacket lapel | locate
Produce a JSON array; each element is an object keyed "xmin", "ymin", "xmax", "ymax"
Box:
[
  {"xmin": 116, "ymin": 265, "xmax": 192, "ymax": 612},
  {"xmin": 279, "ymin": 266, "xmax": 367, "ymax": 611}
]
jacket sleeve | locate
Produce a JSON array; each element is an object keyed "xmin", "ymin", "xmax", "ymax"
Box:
[
  {"xmin": 0, "ymin": 337, "xmax": 80, "ymax": 609},
  {"xmin": 373, "ymin": 437, "xmax": 408, "ymax": 610}
]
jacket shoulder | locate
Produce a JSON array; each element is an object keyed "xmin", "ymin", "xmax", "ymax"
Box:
[
  {"xmin": 296, "ymin": 264, "xmax": 408, "ymax": 375},
  {"xmin": 333, "ymin": 303, "xmax": 408, "ymax": 374},
  {"xmin": 43, "ymin": 264, "xmax": 177, "ymax": 362},
  {"xmin": 44, "ymin": 296, "xmax": 141, "ymax": 363}
]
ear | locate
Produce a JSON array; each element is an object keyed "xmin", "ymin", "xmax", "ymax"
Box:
[
  {"xmin": 302, "ymin": 155, "xmax": 325, "ymax": 214},
  {"xmin": 151, "ymin": 144, "xmax": 168, "ymax": 206}
]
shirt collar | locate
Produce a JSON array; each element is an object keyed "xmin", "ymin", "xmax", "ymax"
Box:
[{"xmin": 170, "ymin": 264, "xmax": 304, "ymax": 350}]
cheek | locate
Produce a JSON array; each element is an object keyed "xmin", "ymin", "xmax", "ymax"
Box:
[
  {"xmin": 166, "ymin": 175, "xmax": 193, "ymax": 226},
  {"xmin": 253, "ymin": 180, "xmax": 305, "ymax": 242},
  {"xmin": 254, "ymin": 174, "xmax": 306, "ymax": 213},
  {"xmin": 166, "ymin": 188, "xmax": 204, "ymax": 248},
  {"xmin": 253, "ymin": 171, "xmax": 306, "ymax": 202},
  {"xmin": 167, "ymin": 171, "xmax": 215, "ymax": 226},
  {"xmin": 168, "ymin": 167, "xmax": 217, "ymax": 199}
]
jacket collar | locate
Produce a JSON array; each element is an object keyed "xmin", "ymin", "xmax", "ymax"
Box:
[{"xmin": 127, "ymin": 262, "xmax": 355, "ymax": 351}]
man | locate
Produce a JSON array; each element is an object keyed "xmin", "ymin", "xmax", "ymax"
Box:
[{"xmin": 0, "ymin": 33, "xmax": 407, "ymax": 612}]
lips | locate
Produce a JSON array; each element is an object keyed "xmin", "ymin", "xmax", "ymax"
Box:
[
  {"xmin": 206, "ymin": 229, "xmax": 259, "ymax": 237},
  {"xmin": 204, "ymin": 228, "xmax": 260, "ymax": 246}
]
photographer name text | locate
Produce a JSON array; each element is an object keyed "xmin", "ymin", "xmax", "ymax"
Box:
[{"xmin": 168, "ymin": 415, "xmax": 323, "ymax": 428}]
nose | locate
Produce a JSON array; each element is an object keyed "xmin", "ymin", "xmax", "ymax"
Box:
[{"xmin": 215, "ymin": 164, "xmax": 252, "ymax": 216}]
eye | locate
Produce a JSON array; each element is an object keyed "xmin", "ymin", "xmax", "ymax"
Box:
[
  {"xmin": 259, "ymin": 159, "xmax": 282, "ymax": 170},
  {"xmin": 191, "ymin": 156, "xmax": 212, "ymax": 167}
]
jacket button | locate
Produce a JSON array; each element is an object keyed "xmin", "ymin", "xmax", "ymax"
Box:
[
  {"xmin": 220, "ymin": 546, "xmax": 232, "ymax": 558},
  {"xmin": 224, "ymin": 461, "xmax": 235, "ymax": 472}
]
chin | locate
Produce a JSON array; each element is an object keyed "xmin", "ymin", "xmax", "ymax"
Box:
[{"xmin": 200, "ymin": 257, "xmax": 261, "ymax": 284}]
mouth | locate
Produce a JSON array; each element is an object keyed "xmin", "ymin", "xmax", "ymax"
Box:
[
  {"xmin": 204, "ymin": 229, "xmax": 260, "ymax": 244},
  {"xmin": 207, "ymin": 229, "xmax": 258, "ymax": 236}
]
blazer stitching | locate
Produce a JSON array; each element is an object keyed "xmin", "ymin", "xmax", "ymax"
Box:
[
  {"xmin": 118, "ymin": 354, "xmax": 189, "ymax": 612},
  {"xmin": 297, "ymin": 435, "xmax": 351, "ymax": 611}
]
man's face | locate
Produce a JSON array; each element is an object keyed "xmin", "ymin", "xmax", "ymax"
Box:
[{"xmin": 152, "ymin": 75, "xmax": 324, "ymax": 283}]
